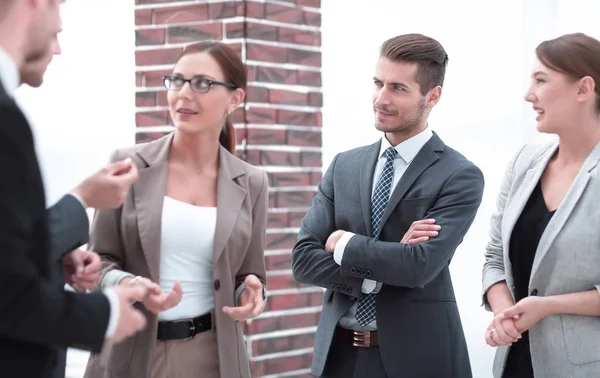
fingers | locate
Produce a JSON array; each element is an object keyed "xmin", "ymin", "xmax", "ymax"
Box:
[
  {"xmin": 107, "ymin": 158, "xmax": 133, "ymax": 175},
  {"xmin": 81, "ymin": 252, "xmax": 102, "ymax": 275},
  {"xmin": 501, "ymin": 318, "xmax": 522, "ymax": 341},
  {"xmin": 406, "ymin": 236, "xmax": 430, "ymax": 244},
  {"xmin": 485, "ymin": 327, "xmax": 499, "ymax": 347},
  {"xmin": 492, "ymin": 315, "xmax": 516, "ymax": 344},
  {"xmin": 223, "ymin": 302, "xmax": 254, "ymax": 321},
  {"xmin": 163, "ymin": 282, "xmax": 183, "ymax": 310},
  {"xmin": 244, "ymin": 275, "xmax": 263, "ymax": 290},
  {"xmin": 116, "ymin": 285, "xmax": 148, "ymax": 303}
]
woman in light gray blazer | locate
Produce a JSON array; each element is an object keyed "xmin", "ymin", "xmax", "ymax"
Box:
[{"xmin": 482, "ymin": 33, "xmax": 600, "ymax": 378}]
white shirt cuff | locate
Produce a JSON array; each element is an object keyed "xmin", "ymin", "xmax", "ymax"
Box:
[
  {"xmin": 68, "ymin": 192, "xmax": 88, "ymax": 209},
  {"xmin": 103, "ymin": 288, "xmax": 120, "ymax": 338},
  {"xmin": 333, "ymin": 231, "xmax": 355, "ymax": 265},
  {"xmin": 362, "ymin": 279, "xmax": 377, "ymax": 293}
]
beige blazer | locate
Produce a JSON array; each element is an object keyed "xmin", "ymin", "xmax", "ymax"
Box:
[
  {"xmin": 482, "ymin": 140, "xmax": 600, "ymax": 378},
  {"xmin": 83, "ymin": 133, "xmax": 268, "ymax": 378}
]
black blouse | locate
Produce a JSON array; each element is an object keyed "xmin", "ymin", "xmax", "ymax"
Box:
[{"xmin": 503, "ymin": 180, "xmax": 555, "ymax": 378}]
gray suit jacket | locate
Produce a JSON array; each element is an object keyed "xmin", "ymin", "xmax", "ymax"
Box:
[
  {"xmin": 482, "ymin": 141, "xmax": 600, "ymax": 378},
  {"xmin": 292, "ymin": 132, "xmax": 484, "ymax": 377}
]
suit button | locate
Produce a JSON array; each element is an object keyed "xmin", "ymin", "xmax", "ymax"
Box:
[
  {"xmin": 530, "ymin": 289, "xmax": 538, "ymax": 296},
  {"xmin": 214, "ymin": 279, "xmax": 221, "ymax": 291},
  {"xmin": 366, "ymin": 270, "xmax": 372, "ymax": 278},
  {"xmin": 331, "ymin": 284, "xmax": 336, "ymax": 289},
  {"xmin": 350, "ymin": 267, "xmax": 357, "ymax": 274},
  {"xmin": 361, "ymin": 269, "xmax": 367, "ymax": 276}
]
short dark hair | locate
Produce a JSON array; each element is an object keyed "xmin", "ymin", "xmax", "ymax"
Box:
[
  {"xmin": 536, "ymin": 33, "xmax": 600, "ymax": 112},
  {"xmin": 380, "ymin": 33, "xmax": 449, "ymax": 95}
]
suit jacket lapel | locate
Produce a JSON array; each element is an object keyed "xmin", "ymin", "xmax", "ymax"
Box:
[
  {"xmin": 359, "ymin": 141, "xmax": 381, "ymax": 236},
  {"xmin": 530, "ymin": 141, "xmax": 600, "ymax": 283},
  {"xmin": 132, "ymin": 133, "xmax": 173, "ymax": 281},
  {"xmin": 213, "ymin": 145, "xmax": 247, "ymax": 263},
  {"xmin": 500, "ymin": 147, "xmax": 554, "ymax": 259},
  {"xmin": 378, "ymin": 133, "xmax": 442, "ymax": 230}
]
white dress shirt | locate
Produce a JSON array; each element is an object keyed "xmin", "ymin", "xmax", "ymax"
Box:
[
  {"xmin": 0, "ymin": 48, "xmax": 118, "ymax": 339},
  {"xmin": 335, "ymin": 127, "xmax": 433, "ymax": 329},
  {"xmin": 0, "ymin": 48, "xmax": 19, "ymax": 98}
]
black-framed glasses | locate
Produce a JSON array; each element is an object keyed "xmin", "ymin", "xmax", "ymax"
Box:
[{"xmin": 162, "ymin": 75, "xmax": 238, "ymax": 93}]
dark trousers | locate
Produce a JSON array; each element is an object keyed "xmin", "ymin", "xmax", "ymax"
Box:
[{"xmin": 320, "ymin": 328, "xmax": 387, "ymax": 378}]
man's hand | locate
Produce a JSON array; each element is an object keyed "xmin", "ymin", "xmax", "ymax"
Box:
[
  {"xmin": 72, "ymin": 158, "xmax": 139, "ymax": 209},
  {"xmin": 63, "ymin": 249, "xmax": 102, "ymax": 291},
  {"xmin": 105, "ymin": 285, "xmax": 148, "ymax": 344},
  {"xmin": 120, "ymin": 276, "xmax": 182, "ymax": 314},
  {"xmin": 401, "ymin": 219, "xmax": 440, "ymax": 244},
  {"xmin": 223, "ymin": 275, "xmax": 265, "ymax": 321},
  {"xmin": 325, "ymin": 230, "xmax": 346, "ymax": 253}
]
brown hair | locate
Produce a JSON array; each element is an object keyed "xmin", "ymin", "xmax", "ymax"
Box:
[
  {"xmin": 380, "ymin": 33, "xmax": 449, "ymax": 96},
  {"xmin": 178, "ymin": 41, "xmax": 247, "ymax": 154},
  {"xmin": 536, "ymin": 33, "xmax": 600, "ymax": 112}
]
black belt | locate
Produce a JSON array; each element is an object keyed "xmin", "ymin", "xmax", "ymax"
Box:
[{"xmin": 157, "ymin": 313, "xmax": 212, "ymax": 341}]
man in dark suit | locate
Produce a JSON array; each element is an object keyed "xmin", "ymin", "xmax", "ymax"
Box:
[
  {"xmin": 0, "ymin": 1, "xmax": 149, "ymax": 376},
  {"xmin": 17, "ymin": 24, "xmax": 142, "ymax": 378},
  {"xmin": 291, "ymin": 34, "xmax": 485, "ymax": 377},
  {"xmin": 19, "ymin": 21, "xmax": 139, "ymax": 291}
]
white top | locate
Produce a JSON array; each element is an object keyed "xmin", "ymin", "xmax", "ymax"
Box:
[{"xmin": 158, "ymin": 196, "xmax": 217, "ymax": 321}]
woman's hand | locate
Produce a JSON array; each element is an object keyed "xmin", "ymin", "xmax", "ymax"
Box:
[
  {"xmin": 500, "ymin": 296, "xmax": 550, "ymax": 334},
  {"xmin": 485, "ymin": 313, "xmax": 521, "ymax": 347},
  {"xmin": 121, "ymin": 276, "xmax": 183, "ymax": 314},
  {"xmin": 223, "ymin": 274, "xmax": 265, "ymax": 321}
]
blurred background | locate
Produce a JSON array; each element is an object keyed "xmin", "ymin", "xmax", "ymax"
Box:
[{"xmin": 15, "ymin": 0, "xmax": 600, "ymax": 377}]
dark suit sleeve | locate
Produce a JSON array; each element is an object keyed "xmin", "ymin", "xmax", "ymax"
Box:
[
  {"xmin": 341, "ymin": 164, "xmax": 484, "ymax": 289},
  {"xmin": 0, "ymin": 102, "xmax": 109, "ymax": 352},
  {"xmin": 291, "ymin": 154, "xmax": 364, "ymax": 297},
  {"xmin": 47, "ymin": 194, "xmax": 89, "ymax": 264}
]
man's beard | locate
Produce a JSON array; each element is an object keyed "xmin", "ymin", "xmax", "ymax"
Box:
[{"xmin": 376, "ymin": 96, "xmax": 426, "ymax": 133}]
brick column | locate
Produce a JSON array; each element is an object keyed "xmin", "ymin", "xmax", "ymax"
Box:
[{"xmin": 134, "ymin": 1, "xmax": 322, "ymax": 376}]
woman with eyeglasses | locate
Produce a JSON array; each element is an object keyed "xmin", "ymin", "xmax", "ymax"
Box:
[{"xmin": 83, "ymin": 41, "xmax": 269, "ymax": 378}]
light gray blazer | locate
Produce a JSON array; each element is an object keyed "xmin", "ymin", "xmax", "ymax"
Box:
[{"xmin": 482, "ymin": 140, "xmax": 600, "ymax": 378}]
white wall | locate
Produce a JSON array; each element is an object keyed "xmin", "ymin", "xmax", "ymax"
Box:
[
  {"xmin": 322, "ymin": 1, "xmax": 600, "ymax": 377},
  {"xmin": 15, "ymin": 1, "xmax": 135, "ymax": 376}
]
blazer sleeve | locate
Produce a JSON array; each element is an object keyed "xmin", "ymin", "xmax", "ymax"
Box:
[
  {"xmin": 481, "ymin": 145, "xmax": 527, "ymax": 311},
  {"xmin": 340, "ymin": 163, "xmax": 485, "ymax": 289},
  {"xmin": 234, "ymin": 170, "xmax": 269, "ymax": 311},
  {"xmin": 89, "ymin": 150, "xmax": 135, "ymax": 289},
  {"xmin": 0, "ymin": 102, "xmax": 109, "ymax": 353},
  {"xmin": 47, "ymin": 194, "xmax": 90, "ymax": 264},
  {"xmin": 291, "ymin": 154, "xmax": 364, "ymax": 298}
]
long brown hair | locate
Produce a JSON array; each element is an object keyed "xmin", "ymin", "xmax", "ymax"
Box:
[
  {"xmin": 177, "ymin": 41, "xmax": 247, "ymax": 154},
  {"xmin": 536, "ymin": 33, "xmax": 600, "ymax": 112}
]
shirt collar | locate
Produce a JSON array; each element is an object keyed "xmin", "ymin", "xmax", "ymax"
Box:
[
  {"xmin": 379, "ymin": 127, "xmax": 433, "ymax": 164},
  {"xmin": 0, "ymin": 48, "xmax": 19, "ymax": 98}
]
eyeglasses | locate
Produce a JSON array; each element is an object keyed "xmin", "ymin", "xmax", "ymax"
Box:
[{"xmin": 162, "ymin": 75, "xmax": 238, "ymax": 93}]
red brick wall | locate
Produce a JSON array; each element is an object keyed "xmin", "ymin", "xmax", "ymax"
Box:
[{"xmin": 134, "ymin": 1, "xmax": 322, "ymax": 376}]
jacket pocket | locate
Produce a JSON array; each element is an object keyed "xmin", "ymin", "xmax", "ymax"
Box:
[{"xmin": 561, "ymin": 314, "xmax": 600, "ymax": 365}]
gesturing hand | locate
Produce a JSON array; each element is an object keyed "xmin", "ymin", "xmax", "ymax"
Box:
[{"xmin": 223, "ymin": 275, "xmax": 265, "ymax": 321}]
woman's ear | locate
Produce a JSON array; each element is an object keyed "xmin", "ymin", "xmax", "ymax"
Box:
[{"xmin": 229, "ymin": 88, "xmax": 245, "ymax": 112}]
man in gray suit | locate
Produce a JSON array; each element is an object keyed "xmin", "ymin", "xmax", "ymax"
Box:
[{"xmin": 291, "ymin": 33, "xmax": 484, "ymax": 377}]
